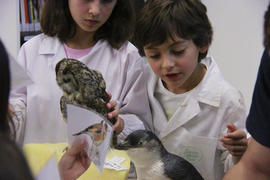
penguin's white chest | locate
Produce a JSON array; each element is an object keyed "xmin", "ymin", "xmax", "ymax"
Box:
[
  {"xmin": 137, "ymin": 160, "xmax": 171, "ymax": 180},
  {"xmin": 127, "ymin": 149, "xmax": 171, "ymax": 180}
]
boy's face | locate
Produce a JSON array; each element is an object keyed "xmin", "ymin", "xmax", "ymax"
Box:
[{"xmin": 144, "ymin": 37, "xmax": 207, "ymax": 93}]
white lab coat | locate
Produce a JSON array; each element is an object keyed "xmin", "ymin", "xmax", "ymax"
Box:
[
  {"xmin": 10, "ymin": 34, "xmax": 152, "ymax": 144},
  {"xmin": 145, "ymin": 57, "xmax": 247, "ymax": 180}
]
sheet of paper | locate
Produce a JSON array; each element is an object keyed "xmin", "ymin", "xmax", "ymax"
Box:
[
  {"xmin": 35, "ymin": 156, "xmax": 60, "ymax": 180},
  {"xmin": 104, "ymin": 156, "xmax": 128, "ymax": 171},
  {"xmin": 9, "ymin": 54, "xmax": 33, "ymax": 90},
  {"xmin": 67, "ymin": 104, "xmax": 113, "ymax": 172}
]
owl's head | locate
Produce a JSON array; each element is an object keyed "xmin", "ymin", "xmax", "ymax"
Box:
[{"xmin": 55, "ymin": 58, "xmax": 83, "ymax": 94}]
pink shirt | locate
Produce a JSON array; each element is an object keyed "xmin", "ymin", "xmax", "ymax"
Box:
[{"xmin": 63, "ymin": 43, "xmax": 92, "ymax": 59}]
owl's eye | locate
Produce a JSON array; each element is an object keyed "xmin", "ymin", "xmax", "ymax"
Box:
[
  {"xmin": 63, "ymin": 78, "xmax": 71, "ymax": 83},
  {"xmin": 63, "ymin": 69, "xmax": 68, "ymax": 75}
]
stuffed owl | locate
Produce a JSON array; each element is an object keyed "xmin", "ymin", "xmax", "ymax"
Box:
[{"xmin": 55, "ymin": 58, "xmax": 116, "ymax": 125}]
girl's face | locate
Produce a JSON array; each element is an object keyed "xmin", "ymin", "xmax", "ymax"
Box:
[
  {"xmin": 144, "ymin": 37, "xmax": 208, "ymax": 94},
  {"xmin": 69, "ymin": 0, "xmax": 117, "ymax": 34}
]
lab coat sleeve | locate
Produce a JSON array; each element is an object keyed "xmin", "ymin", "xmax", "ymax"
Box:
[
  {"xmin": 218, "ymin": 89, "xmax": 247, "ymax": 173},
  {"xmin": 9, "ymin": 45, "xmax": 28, "ymax": 144},
  {"xmin": 117, "ymin": 57, "xmax": 152, "ymax": 141}
]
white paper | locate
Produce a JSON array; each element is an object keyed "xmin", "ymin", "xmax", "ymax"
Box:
[
  {"xmin": 9, "ymin": 54, "xmax": 33, "ymax": 90},
  {"xmin": 66, "ymin": 104, "xmax": 113, "ymax": 172},
  {"xmin": 35, "ymin": 156, "xmax": 60, "ymax": 180},
  {"xmin": 104, "ymin": 156, "xmax": 128, "ymax": 171}
]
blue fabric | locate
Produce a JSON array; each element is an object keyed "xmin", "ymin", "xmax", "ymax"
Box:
[{"xmin": 246, "ymin": 49, "xmax": 270, "ymax": 148}]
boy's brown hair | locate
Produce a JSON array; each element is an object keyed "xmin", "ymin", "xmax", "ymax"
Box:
[{"xmin": 134, "ymin": 0, "xmax": 213, "ymax": 61}]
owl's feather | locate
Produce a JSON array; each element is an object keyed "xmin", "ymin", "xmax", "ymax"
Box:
[{"xmin": 55, "ymin": 58, "xmax": 116, "ymax": 125}]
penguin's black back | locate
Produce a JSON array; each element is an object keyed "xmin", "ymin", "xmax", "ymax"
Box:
[{"xmin": 162, "ymin": 152, "xmax": 204, "ymax": 180}]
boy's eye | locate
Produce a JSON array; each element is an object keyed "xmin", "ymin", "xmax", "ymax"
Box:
[
  {"xmin": 102, "ymin": 0, "xmax": 114, "ymax": 3},
  {"xmin": 171, "ymin": 49, "xmax": 185, "ymax": 56},
  {"xmin": 149, "ymin": 54, "xmax": 160, "ymax": 59},
  {"xmin": 81, "ymin": 0, "xmax": 114, "ymax": 4}
]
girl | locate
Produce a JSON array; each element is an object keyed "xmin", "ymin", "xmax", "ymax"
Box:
[
  {"xmin": 10, "ymin": 0, "xmax": 151, "ymax": 144},
  {"xmin": 134, "ymin": 0, "xmax": 248, "ymax": 179}
]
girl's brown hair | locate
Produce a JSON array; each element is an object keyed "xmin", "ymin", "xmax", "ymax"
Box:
[{"xmin": 41, "ymin": 0, "xmax": 135, "ymax": 49}]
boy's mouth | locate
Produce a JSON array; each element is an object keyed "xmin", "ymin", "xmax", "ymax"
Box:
[{"xmin": 166, "ymin": 73, "xmax": 180, "ymax": 79}]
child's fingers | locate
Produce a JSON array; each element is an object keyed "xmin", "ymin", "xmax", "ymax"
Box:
[
  {"xmin": 107, "ymin": 100, "xmax": 117, "ymax": 110},
  {"xmin": 224, "ymin": 130, "xmax": 247, "ymax": 139},
  {"xmin": 67, "ymin": 140, "xmax": 87, "ymax": 156},
  {"xmin": 230, "ymin": 151, "xmax": 246, "ymax": 156},
  {"xmin": 107, "ymin": 92, "xmax": 112, "ymax": 100},
  {"xmin": 220, "ymin": 137, "xmax": 248, "ymax": 146},
  {"xmin": 226, "ymin": 123, "xmax": 237, "ymax": 133},
  {"xmin": 81, "ymin": 151, "xmax": 91, "ymax": 168},
  {"xmin": 108, "ymin": 108, "xmax": 119, "ymax": 119},
  {"xmin": 222, "ymin": 144, "xmax": 247, "ymax": 156},
  {"xmin": 8, "ymin": 104, "xmax": 15, "ymax": 117},
  {"xmin": 113, "ymin": 117, "xmax": 124, "ymax": 134}
]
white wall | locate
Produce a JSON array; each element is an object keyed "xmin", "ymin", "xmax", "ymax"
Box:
[
  {"xmin": 0, "ymin": 0, "xmax": 20, "ymax": 59},
  {"xmin": 202, "ymin": 0, "xmax": 269, "ymax": 110}
]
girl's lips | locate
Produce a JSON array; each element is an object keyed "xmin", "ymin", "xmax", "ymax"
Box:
[{"xmin": 85, "ymin": 19, "xmax": 98, "ymax": 26}]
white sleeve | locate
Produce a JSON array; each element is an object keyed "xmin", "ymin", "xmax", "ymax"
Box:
[
  {"xmin": 117, "ymin": 58, "xmax": 152, "ymax": 141},
  {"xmin": 219, "ymin": 90, "xmax": 247, "ymax": 172},
  {"xmin": 9, "ymin": 45, "xmax": 28, "ymax": 144},
  {"xmin": 10, "ymin": 99, "xmax": 26, "ymax": 145}
]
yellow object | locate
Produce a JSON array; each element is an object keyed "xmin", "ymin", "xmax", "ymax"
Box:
[{"xmin": 23, "ymin": 143, "xmax": 130, "ymax": 180}]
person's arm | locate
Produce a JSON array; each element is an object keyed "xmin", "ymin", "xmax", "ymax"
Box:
[
  {"xmin": 9, "ymin": 45, "xmax": 29, "ymax": 144},
  {"xmin": 218, "ymin": 88, "xmax": 247, "ymax": 172},
  {"xmin": 117, "ymin": 57, "xmax": 152, "ymax": 141},
  {"xmin": 223, "ymin": 137, "xmax": 270, "ymax": 180}
]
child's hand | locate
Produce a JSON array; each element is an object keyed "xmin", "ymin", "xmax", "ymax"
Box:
[
  {"xmin": 8, "ymin": 104, "xmax": 15, "ymax": 117},
  {"xmin": 106, "ymin": 93, "xmax": 124, "ymax": 134},
  {"xmin": 59, "ymin": 140, "xmax": 91, "ymax": 180},
  {"xmin": 219, "ymin": 123, "xmax": 248, "ymax": 164}
]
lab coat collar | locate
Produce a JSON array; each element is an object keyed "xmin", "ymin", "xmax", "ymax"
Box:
[
  {"xmin": 39, "ymin": 34, "xmax": 62, "ymax": 55},
  {"xmin": 38, "ymin": 34, "xmax": 115, "ymax": 57},
  {"xmin": 191, "ymin": 57, "xmax": 224, "ymax": 107},
  {"xmin": 37, "ymin": 35, "xmax": 113, "ymax": 71}
]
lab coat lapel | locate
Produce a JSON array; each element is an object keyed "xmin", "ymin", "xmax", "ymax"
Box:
[
  {"xmin": 160, "ymin": 97, "xmax": 200, "ymax": 138},
  {"xmin": 38, "ymin": 36, "xmax": 66, "ymax": 70},
  {"xmin": 147, "ymin": 68, "xmax": 168, "ymax": 135}
]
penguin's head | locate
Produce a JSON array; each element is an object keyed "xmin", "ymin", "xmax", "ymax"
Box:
[
  {"xmin": 115, "ymin": 130, "xmax": 165, "ymax": 164},
  {"xmin": 116, "ymin": 130, "xmax": 162, "ymax": 150}
]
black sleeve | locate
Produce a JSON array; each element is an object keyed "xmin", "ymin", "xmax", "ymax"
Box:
[{"xmin": 246, "ymin": 49, "xmax": 270, "ymax": 147}]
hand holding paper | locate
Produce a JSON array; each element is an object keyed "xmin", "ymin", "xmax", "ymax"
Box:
[{"xmin": 66, "ymin": 104, "xmax": 113, "ymax": 172}]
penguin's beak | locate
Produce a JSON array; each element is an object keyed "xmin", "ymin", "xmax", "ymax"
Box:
[{"xmin": 115, "ymin": 141, "xmax": 132, "ymax": 150}]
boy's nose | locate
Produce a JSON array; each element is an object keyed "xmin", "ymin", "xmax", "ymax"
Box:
[{"xmin": 162, "ymin": 56, "xmax": 175, "ymax": 69}]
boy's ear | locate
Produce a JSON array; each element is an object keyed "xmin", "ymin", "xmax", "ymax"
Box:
[{"xmin": 199, "ymin": 45, "xmax": 209, "ymax": 53}]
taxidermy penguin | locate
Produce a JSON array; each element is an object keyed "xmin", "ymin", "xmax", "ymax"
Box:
[{"xmin": 115, "ymin": 130, "xmax": 204, "ymax": 180}]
